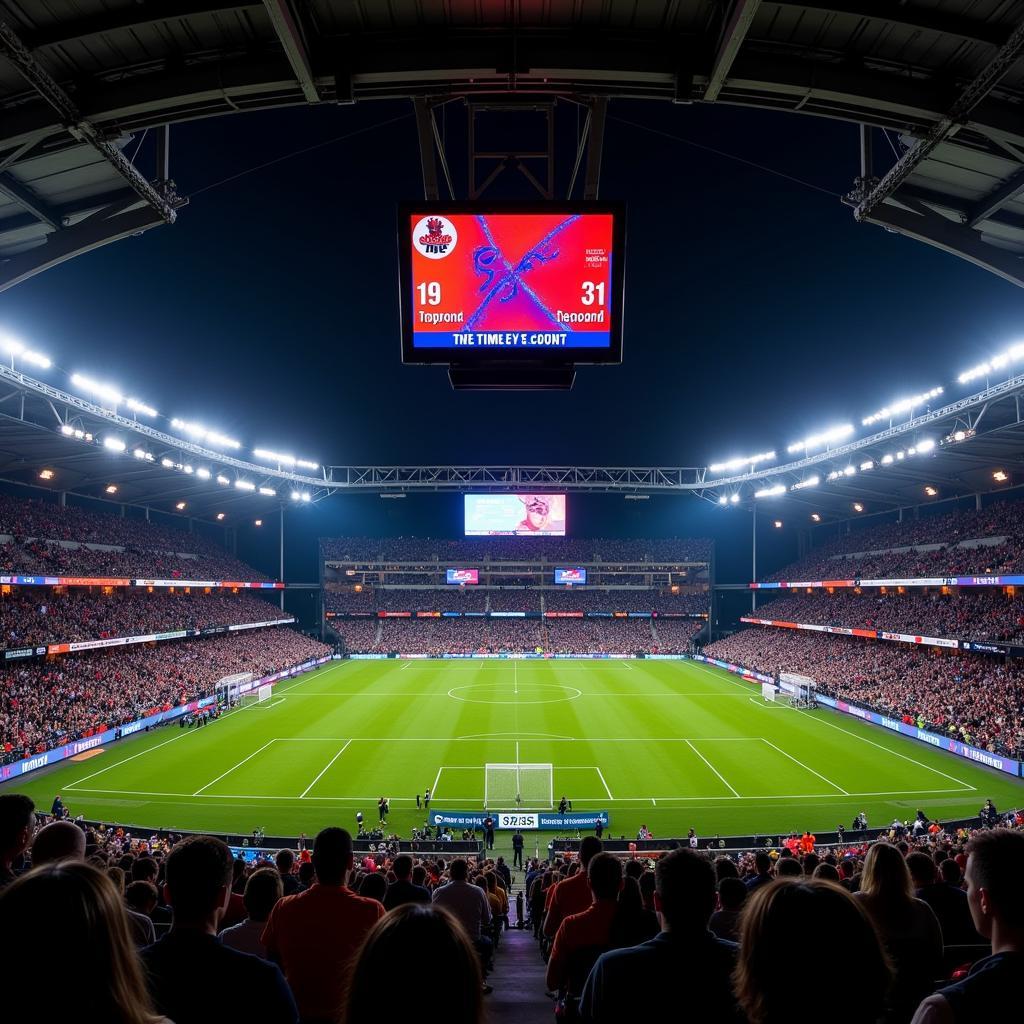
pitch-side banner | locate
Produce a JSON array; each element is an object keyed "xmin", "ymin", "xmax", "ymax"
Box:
[
  {"xmin": 751, "ymin": 575, "xmax": 1024, "ymax": 590},
  {"xmin": 428, "ymin": 810, "xmax": 610, "ymax": 831}
]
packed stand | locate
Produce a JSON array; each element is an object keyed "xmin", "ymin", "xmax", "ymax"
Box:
[
  {"xmin": 766, "ymin": 500, "xmax": 1024, "ymax": 583},
  {"xmin": 1, "ymin": 590, "xmax": 289, "ymax": 648},
  {"xmin": 1, "ymin": 493, "xmax": 269, "ymax": 581},
  {"xmin": 753, "ymin": 589, "xmax": 1024, "ymax": 643},
  {"xmin": 488, "ymin": 589, "xmax": 542, "ymax": 612},
  {"xmin": 322, "ymin": 588, "xmax": 377, "ymax": 614},
  {"xmin": 653, "ymin": 618, "xmax": 704, "ymax": 652},
  {"xmin": 377, "ymin": 588, "xmax": 488, "ymax": 612},
  {"xmin": 705, "ymin": 628, "xmax": 1024, "ymax": 758},
  {"xmin": 1, "ymin": 628, "xmax": 330, "ymax": 762},
  {"xmin": 322, "ymin": 535, "xmax": 712, "ymax": 564}
]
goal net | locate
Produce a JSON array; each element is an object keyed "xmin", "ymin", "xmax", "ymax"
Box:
[
  {"xmin": 216, "ymin": 672, "xmax": 254, "ymax": 707},
  {"xmin": 484, "ymin": 763, "xmax": 553, "ymax": 809},
  {"xmin": 779, "ymin": 672, "xmax": 818, "ymax": 709}
]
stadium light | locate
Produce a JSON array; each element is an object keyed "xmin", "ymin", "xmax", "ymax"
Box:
[
  {"xmin": 754, "ymin": 484, "xmax": 786, "ymax": 498},
  {"xmin": 708, "ymin": 450, "xmax": 775, "ymax": 474},
  {"xmin": 253, "ymin": 448, "xmax": 320, "ymax": 471},
  {"xmin": 861, "ymin": 387, "xmax": 944, "ymax": 426},
  {"xmin": 258, "ymin": 486, "xmax": 276, "ymax": 496},
  {"xmin": 235, "ymin": 480, "xmax": 256, "ymax": 491},
  {"xmin": 791, "ymin": 476, "xmax": 819, "ymax": 490},
  {"xmin": 843, "ymin": 465, "xmax": 856, "ymax": 476},
  {"xmin": 880, "ymin": 454, "xmax": 894, "ymax": 465},
  {"xmin": 994, "ymin": 470, "xmax": 1009, "ymax": 482},
  {"xmin": 773, "ymin": 520, "xmax": 783, "ymax": 529},
  {"xmin": 916, "ymin": 438, "xmax": 936, "ymax": 453},
  {"xmin": 196, "ymin": 468, "xmax": 211, "ymax": 480},
  {"xmin": 170, "ymin": 418, "xmax": 241, "ymax": 450},
  {"xmin": 786, "ymin": 424, "xmax": 854, "ymax": 455},
  {"xmin": 958, "ymin": 342, "xmax": 1024, "ymax": 385},
  {"xmin": 730, "ymin": 493, "xmax": 740, "ymax": 504},
  {"xmin": 718, "ymin": 496, "xmax": 728, "ymax": 505},
  {"xmin": 216, "ymin": 512, "xmax": 226, "ymax": 520},
  {"xmin": 811, "ymin": 513, "xmax": 821, "ymax": 522},
  {"xmin": 301, "ymin": 492, "xmax": 311, "ymax": 502},
  {"xmin": 160, "ymin": 457, "xmax": 174, "ymax": 468},
  {"xmin": 38, "ymin": 468, "xmax": 54, "ymax": 480},
  {"xmin": 860, "ymin": 460, "xmax": 874, "ymax": 471},
  {"xmin": 105, "ymin": 484, "xmax": 118, "ymax": 494},
  {"xmin": 925, "ymin": 486, "xmax": 938, "ymax": 496},
  {"xmin": 71, "ymin": 374, "xmax": 157, "ymax": 416},
  {"xmin": 853, "ymin": 502, "xmax": 864, "ymax": 512},
  {"xmin": 1, "ymin": 334, "xmax": 51, "ymax": 369},
  {"xmin": 175, "ymin": 501, "xmax": 187, "ymax": 510},
  {"xmin": 254, "ymin": 519, "xmax": 263, "ymax": 527},
  {"xmin": 133, "ymin": 448, "xmax": 153, "ymax": 461},
  {"xmin": 103, "ymin": 437, "xmax": 126, "ymax": 452}
]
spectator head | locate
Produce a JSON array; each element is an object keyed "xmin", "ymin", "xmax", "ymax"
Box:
[
  {"xmin": 298, "ymin": 861, "xmax": 316, "ymax": 888},
  {"xmin": 0, "ymin": 861, "xmax": 160, "ymax": 1023},
  {"xmin": 619, "ymin": 875, "xmax": 643, "ymax": 908},
  {"xmin": 275, "ymin": 849, "xmax": 294, "ymax": 877},
  {"xmin": 125, "ymin": 880, "xmax": 158, "ymax": 915},
  {"xmin": 802, "ymin": 853, "xmax": 820, "ymax": 876},
  {"xmin": 0, "ymin": 794, "xmax": 35, "ymax": 866},
  {"xmin": 638, "ymin": 870, "xmax": 656, "ymax": 908},
  {"xmin": 906, "ymin": 851, "xmax": 937, "ymax": 888},
  {"xmin": 624, "ymin": 859, "xmax": 645, "ymax": 881},
  {"xmin": 587, "ymin": 853, "xmax": 624, "ymax": 901},
  {"xmin": 344, "ymin": 904, "xmax": 482, "ymax": 1024},
  {"xmin": 392, "ymin": 853, "xmax": 413, "ymax": 880},
  {"xmin": 32, "ymin": 820, "xmax": 86, "ymax": 866},
  {"xmin": 311, "ymin": 827, "xmax": 354, "ymax": 886},
  {"xmin": 449, "ymin": 858, "xmax": 469, "ymax": 882},
  {"xmin": 939, "ymin": 858, "xmax": 962, "ymax": 885},
  {"xmin": 163, "ymin": 836, "xmax": 233, "ymax": 927},
  {"xmin": 358, "ymin": 872, "xmax": 388, "ymax": 904},
  {"xmin": 411, "ymin": 864, "xmax": 427, "ymax": 886},
  {"xmin": 578, "ymin": 835, "xmax": 602, "ymax": 867},
  {"xmin": 714, "ymin": 856, "xmax": 739, "ymax": 881},
  {"xmin": 107, "ymin": 865, "xmax": 126, "ymax": 894},
  {"xmin": 130, "ymin": 856, "xmax": 158, "ymax": 883},
  {"xmin": 718, "ymin": 876, "xmax": 747, "ymax": 912},
  {"xmin": 754, "ymin": 851, "xmax": 773, "ymax": 876},
  {"xmin": 735, "ymin": 880, "xmax": 890, "ymax": 1024},
  {"xmin": 243, "ymin": 867, "xmax": 283, "ymax": 923},
  {"xmin": 860, "ymin": 842, "xmax": 913, "ymax": 903},
  {"xmin": 964, "ymin": 829, "xmax": 1024, "ymax": 940},
  {"xmin": 812, "ymin": 863, "xmax": 841, "ymax": 883},
  {"xmin": 654, "ymin": 848, "xmax": 715, "ymax": 932},
  {"xmin": 776, "ymin": 857, "xmax": 802, "ymax": 878}
]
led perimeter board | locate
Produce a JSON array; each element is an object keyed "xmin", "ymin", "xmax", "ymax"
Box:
[
  {"xmin": 398, "ymin": 203, "xmax": 625, "ymax": 365},
  {"xmin": 464, "ymin": 494, "xmax": 567, "ymax": 537}
]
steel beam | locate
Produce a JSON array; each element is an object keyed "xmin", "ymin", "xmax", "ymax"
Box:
[
  {"xmin": 0, "ymin": 171, "xmax": 59, "ymax": 228},
  {"xmin": 262, "ymin": 0, "xmax": 320, "ymax": 104},
  {"xmin": 0, "ymin": 18, "xmax": 178, "ymax": 224},
  {"xmin": 854, "ymin": 17, "xmax": 1024, "ymax": 222},
  {"xmin": 583, "ymin": 97, "xmax": 607, "ymax": 200},
  {"xmin": 413, "ymin": 99, "xmax": 440, "ymax": 201},
  {"xmin": 968, "ymin": 166, "xmax": 1024, "ymax": 228},
  {"xmin": 704, "ymin": 0, "xmax": 761, "ymax": 102}
]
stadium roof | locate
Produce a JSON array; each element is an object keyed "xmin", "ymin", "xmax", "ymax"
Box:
[{"xmin": 1, "ymin": 2, "xmax": 1024, "ymax": 288}]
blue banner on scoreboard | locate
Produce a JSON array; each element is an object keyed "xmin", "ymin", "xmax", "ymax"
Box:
[{"xmin": 429, "ymin": 810, "xmax": 610, "ymax": 831}]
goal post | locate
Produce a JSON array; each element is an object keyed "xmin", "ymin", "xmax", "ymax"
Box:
[
  {"xmin": 216, "ymin": 672, "xmax": 255, "ymax": 707},
  {"xmin": 779, "ymin": 672, "xmax": 817, "ymax": 708},
  {"xmin": 484, "ymin": 763, "xmax": 553, "ymax": 809},
  {"xmin": 761, "ymin": 681, "xmax": 777, "ymax": 702}
]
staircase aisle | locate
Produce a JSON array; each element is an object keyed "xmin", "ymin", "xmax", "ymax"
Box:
[{"xmin": 486, "ymin": 926, "xmax": 553, "ymax": 1024}]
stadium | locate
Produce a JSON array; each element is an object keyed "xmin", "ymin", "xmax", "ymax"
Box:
[{"xmin": 3, "ymin": 2, "xmax": 1024, "ymax": 1022}]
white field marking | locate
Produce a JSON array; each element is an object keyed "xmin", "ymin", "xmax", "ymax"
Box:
[
  {"xmin": 245, "ymin": 697, "xmax": 286, "ymax": 711},
  {"xmin": 282, "ymin": 690, "xmax": 754, "ymax": 698},
  {"xmin": 268, "ymin": 736, "xmax": 754, "ymax": 742},
  {"xmin": 192, "ymin": 739, "xmax": 278, "ymax": 796},
  {"xmin": 748, "ymin": 696, "xmax": 787, "ymax": 709},
  {"xmin": 760, "ymin": 738, "xmax": 849, "ymax": 795},
  {"xmin": 65, "ymin": 721, "xmax": 209, "ymax": 790},
  {"xmin": 273, "ymin": 661, "xmax": 349, "ymax": 695},
  {"xmin": 793, "ymin": 705, "xmax": 977, "ymax": 790},
  {"xmin": 652, "ymin": 798, "xmax": 656, "ymax": 806},
  {"xmin": 595, "ymin": 767, "xmax": 614, "ymax": 800},
  {"xmin": 456, "ymin": 732, "xmax": 576, "ymax": 741},
  {"xmin": 685, "ymin": 740, "xmax": 741, "ymax": 798},
  {"xmin": 299, "ymin": 739, "xmax": 353, "ymax": 798},
  {"xmin": 64, "ymin": 786, "xmax": 975, "ymax": 802},
  {"xmin": 401, "ymin": 661, "xmax": 413, "ymax": 671},
  {"xmin": 514, "ymin": 661, "xmax": 518, "ymax": 695},
  {"xmin": 516, "ymin": 741, "xmax": 520, "ymax": 767},
  {"xmin": 687, "ymin": 661, "xmax": 758, "ymax": 693},
  {"xmin": 430, "ymin": 765, "xmax": 444, "ymax": 799}
]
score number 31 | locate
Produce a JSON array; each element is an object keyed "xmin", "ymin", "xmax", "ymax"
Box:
[{"xmin": 417, "ymin": 281, "xmax": 606, "ymax": 306}]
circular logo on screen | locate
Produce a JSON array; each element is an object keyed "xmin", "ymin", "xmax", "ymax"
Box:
[{"xmin": 412, "ymin": 216, "xmax": 458, "ymax": 259}]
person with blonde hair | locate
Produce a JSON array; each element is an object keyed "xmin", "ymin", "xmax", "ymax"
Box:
[
  {"xmin": 855, "ymin": 842, "xmax": 942, "ymax": 1022},
  {"xmin": 0, "ymin": 861, "xmax": 168, "ymax": 1023},
  {"xmin": 735, "ymin": 878, "xmax": 891, "ymax": 1024}
]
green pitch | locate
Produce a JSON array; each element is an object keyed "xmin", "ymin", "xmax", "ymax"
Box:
[{"xmin": 13, "ymin": 659, "xmax": 1023, "ymax": 840}]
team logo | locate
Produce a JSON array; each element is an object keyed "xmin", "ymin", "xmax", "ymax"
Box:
[{"xmin": 413, "ymin": 215, "xmax": 457, "ymax": 259}]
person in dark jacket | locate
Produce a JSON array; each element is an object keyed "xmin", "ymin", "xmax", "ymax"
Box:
[{"xmin": 384, "ymin": 854, "xmax": 431, "ymax": 910}]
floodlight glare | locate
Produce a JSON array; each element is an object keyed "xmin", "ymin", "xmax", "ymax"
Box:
[
  {"xmin": 786, "ymin": 424, "xmax": 854, "ymax": 454},
  {"xmin": 861, "ymin": 387, "xmax": 944, "ymax": 426},
  {"xmin": 754, "ymin": 484, "xmax": 786, "ymax": 498},
  {"xmin": 103, "ymin": 437, "xmax": 126, "ymax": 452},
  {"xmin": 860, "ymin": 460, "xmax": 874, "ymax": 471},
  {"xmin": 196, "ymin": 468, "xmax": 211, "ymax": 480},
  {"xmin": 170, "ymin": 418, "xmax": 241, "ymax": 450},
  {"xmin": 235, "ymin": 480, "xmax": 256, "ymax": 491},
  {"xmin": 916, "ymin": 438, "xmax": 936, "ymax": 453},
  {"xmin": 958, "ymin": 342, "xmax": 1024, "ymax": 385},
  {"xmin": 730, "ymin": 493, "xmax": 740, "ymax": 504},
  {"xmin": 718, "ymin": 496, "xmax": 728, "ymax": 505},
  {"xmin": 708, "ymin": 450, "xmax": 776, "ymax": 474},
  {"xmin": 258, "ymin": 486, "xmax": 276, "ymax": 496},
  {"xmin": 791, "ymin": 476, "xmax": 819, "ymax": 490}
]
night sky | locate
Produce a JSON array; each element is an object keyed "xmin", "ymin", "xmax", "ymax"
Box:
[{"xmin": 3, "ymin": 98, "xmax": 1023, "ymax": 590}]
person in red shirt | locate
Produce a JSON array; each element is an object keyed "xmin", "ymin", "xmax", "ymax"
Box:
[
  {"xmin": 800, "ymin": 832, "xmax": 816, "ymax": 855},
  {"xmin": 546, "ymin": 853, "xmax": 623, "ymax": 996},
  {"xmin": 262, "ymin": 827, "xmax": 384, "ymax": 1024},
  {"xmin": 543, "ymin": 836, "xmax": 603, "ymax": 940}
]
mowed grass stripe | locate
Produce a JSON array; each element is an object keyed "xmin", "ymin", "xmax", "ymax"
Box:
[{"xmin": 9, "ymin": 659, "xmax": 1023, "ymax": 838}]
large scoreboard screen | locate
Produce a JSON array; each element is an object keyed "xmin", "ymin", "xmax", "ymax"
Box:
[
  {"xmin": 398, "ymin": 203, "xmax": 625, "ymax": 364},
  {"xmin": 464, "ymin": 494, "xmax": 567, "ymax": 536}
]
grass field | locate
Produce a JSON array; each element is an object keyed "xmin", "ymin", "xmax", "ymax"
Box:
[{"xmin": 12, "ymin": 658, "xmax": 1024, "ymax": 840}]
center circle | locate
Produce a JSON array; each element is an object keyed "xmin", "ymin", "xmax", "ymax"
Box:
[{"xmin": 447, "ymin": 682, "xmax": 582, "ymax": 705}]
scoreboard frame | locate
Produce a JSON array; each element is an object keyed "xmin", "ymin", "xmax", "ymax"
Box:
[{"xmin": 397, "ymin": 201, "xmax": 626, "ymax": 368}]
